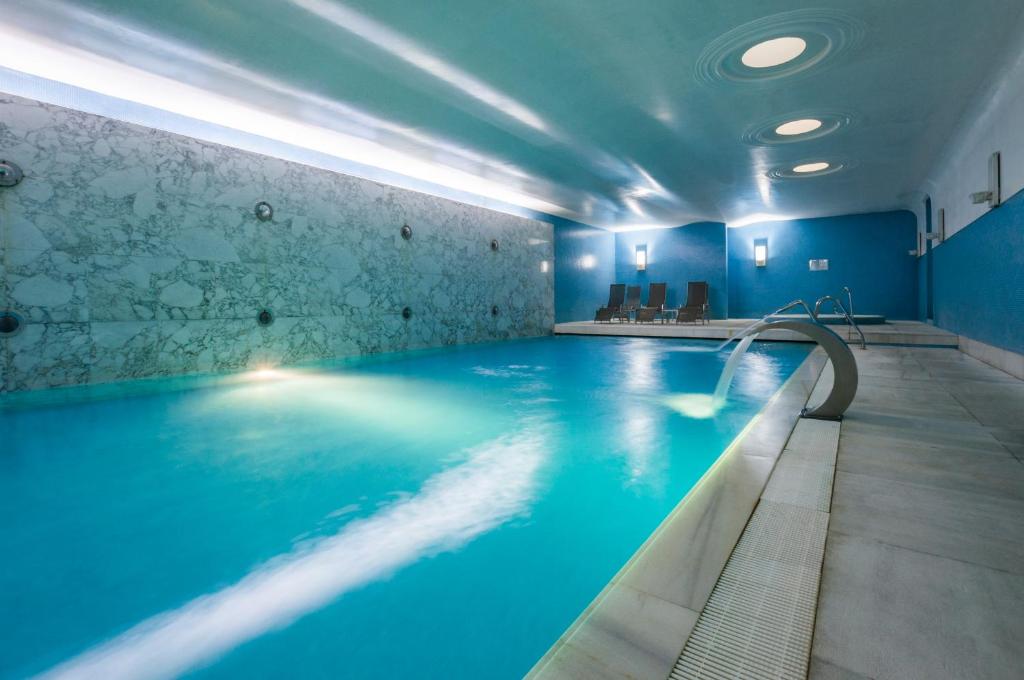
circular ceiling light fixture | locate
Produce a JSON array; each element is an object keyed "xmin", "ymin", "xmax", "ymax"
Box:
[
  {"xmin": 793, "ymin": 162, "xmax": 831, "ymax": 173},
  {"xmin": 775, "ymin": 118, "xmax": 823, "ymax": 136},
  {"xmin": 743, "ymin": 111, "xmax": 853, "ymax": 145},
  {"xmin": 741, "ymin": 37, "xmax": 807, "ymax": 68},
  {"xmin": 767, "ymin": 160, "xmax": 852, "ymax": 179},
  {"xmin": 695, "ymin": 9, "xmax": 865, "ymax": 85}
]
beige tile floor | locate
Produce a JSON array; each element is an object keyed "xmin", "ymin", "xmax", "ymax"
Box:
[{"xmin": 809, "ymin": 347, "xmax": 1024, "ymax": 680}]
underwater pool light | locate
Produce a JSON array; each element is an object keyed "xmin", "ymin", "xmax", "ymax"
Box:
[
  {"xmin": 250, "ymin": 367, "xmax": 285, "ymax": 380},
  {"xmin": 741, "ymin": 37, "xmax": 807, "ymax": 68},
  {"xmin": 793, "ymin": 161, "xmax": 830, "ymax": 173},
  {"xmin": 775, "ymin": 118, "xmax": 822, "ymax": 136}
]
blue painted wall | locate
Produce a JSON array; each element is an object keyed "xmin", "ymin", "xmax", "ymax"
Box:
[
  {"xmin": 933, "ymin": 187, "xmax": 1024, "ymax": 354},
  {"xmin": 553, "ymin": 217, "xmax": 616, "ymax": 322},
  {"xmin": 727, "ymin": 211, "xmax": 918, "ymax": 319},
  {"xmin": 614, "ymin": 222, "xmax": 728, "ymax": 319}
]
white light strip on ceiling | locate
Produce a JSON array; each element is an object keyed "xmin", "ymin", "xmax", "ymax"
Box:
[{"xmin": 0, "ymin": 23, "xmax": 570, "ymax": 217}]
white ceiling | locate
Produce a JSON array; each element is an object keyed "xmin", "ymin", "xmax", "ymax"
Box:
[{"xmin": 3, "ymin": 0, "xmax": 1023, "ymax": 229}]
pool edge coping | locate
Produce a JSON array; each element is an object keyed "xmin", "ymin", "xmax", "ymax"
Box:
[{"xmin": 526, "ymin": 347, "xmax": 828, "ymax": 679}]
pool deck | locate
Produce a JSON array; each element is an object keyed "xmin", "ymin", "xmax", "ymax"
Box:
[
  {"xmin": 809, "ymin": 346, "xmax": 1024, "ymax": 679},
  {"xmin": 553, "ymin": 319, "xmax": 959, "ymax": 347},
  {"xmin": 532, "ymin": 344, "xmax": 1024, "ymax": 679}
]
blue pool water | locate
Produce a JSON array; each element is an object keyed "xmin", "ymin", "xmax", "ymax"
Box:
[{"xmin": 0, "ymin": 336, "xmax": 810, "ymax": 680}]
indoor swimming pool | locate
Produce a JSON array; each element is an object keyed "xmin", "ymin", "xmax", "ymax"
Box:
[{"xmin": 0, "ymin": 336, "xmax": 811, "ymax": 680}]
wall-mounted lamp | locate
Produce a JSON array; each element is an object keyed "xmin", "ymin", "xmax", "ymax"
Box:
[
  {"xmin": 635, "ymin": 244, "xmax": 647, "ymax": 271},
  {"xmin": 754, "ymin": 238, "xmax": 768, "ymax": 267},
  {"xmin": 970, "ymin": 152, "xmax": 1002, "ymax": 208},
  {"xmin": 541, "ymin": 260, "xmax": 550, "ymax": 273}
]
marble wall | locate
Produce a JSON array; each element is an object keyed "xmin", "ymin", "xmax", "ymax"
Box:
[{"xmin": 0, "ymin": 93, "xmax": 553, "ymax": 392}]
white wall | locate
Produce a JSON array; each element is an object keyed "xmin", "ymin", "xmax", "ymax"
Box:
[{"xmin": 917, "ymin": 20, "xmax": 1024, "ymax": 241}]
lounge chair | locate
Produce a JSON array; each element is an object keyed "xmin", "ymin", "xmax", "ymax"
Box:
[
  {"xmin": 617, "ymin": 285, "xmax": 642, "ymax": 322},
  {"xmin": 675, "ymin": 281, "xmax": 709, "ymax": 324},
  {"xmin": 635, "ymin": 282, "xmax": 667, "ymax": 323},
  {"xmin": 594, "ymin": 283, "xmax": 626, "ymax": 322}
]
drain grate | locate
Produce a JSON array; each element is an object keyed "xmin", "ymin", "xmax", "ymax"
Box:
[{"xmin": 669, "ymin": 501, "xmax": 828, "ymax": 680}]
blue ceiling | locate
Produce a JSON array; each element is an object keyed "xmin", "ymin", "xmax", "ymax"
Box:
[{"xmin": 3, "ymin": 0, "xmax": 1023, "ymax": 228}]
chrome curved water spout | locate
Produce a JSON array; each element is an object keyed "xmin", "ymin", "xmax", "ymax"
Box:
[
  {"xmin": 726, "ymin": 319, "xmax": 859, "ymax": 420},
  {"xmin": 707, "ymin": 299, "xmax": 860, "ymax": 419}
]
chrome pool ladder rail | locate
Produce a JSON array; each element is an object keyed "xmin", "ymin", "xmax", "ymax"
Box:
[{"xmin": 813, "ymin": 295, "xmax": 867, "ymax": 349}]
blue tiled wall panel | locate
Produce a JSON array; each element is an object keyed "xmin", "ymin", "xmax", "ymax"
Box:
[
  {"xmin": 614, "ymin": 222, "xmax": 728, "ymax": 319},
  {"xmin": 933, "ymin": 187, "xmax": 1024, "ymax": 354},
  {"xmin": 553, "ymin": 218, "xmax": 616, "ymax": 322},
  {"xmin": 727, "ymin": 211, "xmax": 918, "ymax": 319}
]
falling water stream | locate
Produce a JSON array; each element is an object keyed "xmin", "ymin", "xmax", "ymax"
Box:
[{"xmin": 663, "ymin": 331, "xmax": 759, "ymax": 419}]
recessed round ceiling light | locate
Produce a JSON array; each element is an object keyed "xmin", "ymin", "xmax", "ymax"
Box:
[
  {"xmin": 741, "ymin": 37, "xmax": 807, "ymax": 68},
  {"xmin": 793, "ymin": 162, "xmax": 830, "ymax": 173},
  {"xmin": 775, "ymin": 118, "xmax": 823, "ymax": 136}
]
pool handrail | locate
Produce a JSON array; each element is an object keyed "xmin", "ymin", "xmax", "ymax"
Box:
[{"xmin": 813, "ymin": 295, "xmax": 867, "ymax": 350}]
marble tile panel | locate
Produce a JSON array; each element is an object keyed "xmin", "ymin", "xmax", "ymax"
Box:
[
  {"xmin": 264, "ymin": 263, "xmax": 354, "ymax": 319},
  {"xmin": 6, "ymin": 248, "xmax": 89, "ymax": 322},
  {"xmin": 155, "ymin": 319, "xmax": 262, "ymax": 375},
  {"xmin": 4, "ymin": 322, "xmax": 93, "ymax": 391},
  {"xmin": 87, "ymin": 255, "xmax": 265, "ymax": 321},
  {"xmin": 3, "ymin": 187, "xmax": 135, "ymax": 257},
  {"xmin": 129, "ymin": 200, "xmax": 265, "ymax": 263},
  {"xmin": 1, "ymin": 93, "xmax": 553, "ymax": 391},
  {"xmin": 89, "ymin": 320, "xmax": 164, "ymax": 383}
]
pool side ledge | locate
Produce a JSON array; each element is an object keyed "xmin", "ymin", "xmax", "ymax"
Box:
[{"xmin": 527, "ymin": 347, "xmax": 829, "ymax": 680}]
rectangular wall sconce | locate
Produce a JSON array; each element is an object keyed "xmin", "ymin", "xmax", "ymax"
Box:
[
  {"xmin": 635, "ymin": 244, "xmax": 647, "ymax": 271},
  {"xmin": 540, "ymin": 260, "xmax": 550, "ymax": 273},
  {"xmin": 809, "ymin": 259, "xmax": 829, "ymax": 271},
  {"xmin": 753, "ymin": 239, "xmax": 767, "ymax": 267},
  {"xmin": 970, "ymin": 151, "xmax": 1002, "ymax": 208}
]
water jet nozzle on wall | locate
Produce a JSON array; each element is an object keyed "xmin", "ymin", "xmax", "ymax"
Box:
[
  {"xmin": 254, "ymin": 201, "xmax": 274, "ymax": 221},
  {"xmin": 0, "ymin": 311, "xmax": 24, "ymax": 336},
  {"xmin": 0, "ymin": 160, "xmax": 23, "ymax": 187}
]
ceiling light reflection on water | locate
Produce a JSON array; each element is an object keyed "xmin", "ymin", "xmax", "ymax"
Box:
[{"xmin": 1, "ymin": 337, "xmax": 810, "ymax": 679}]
